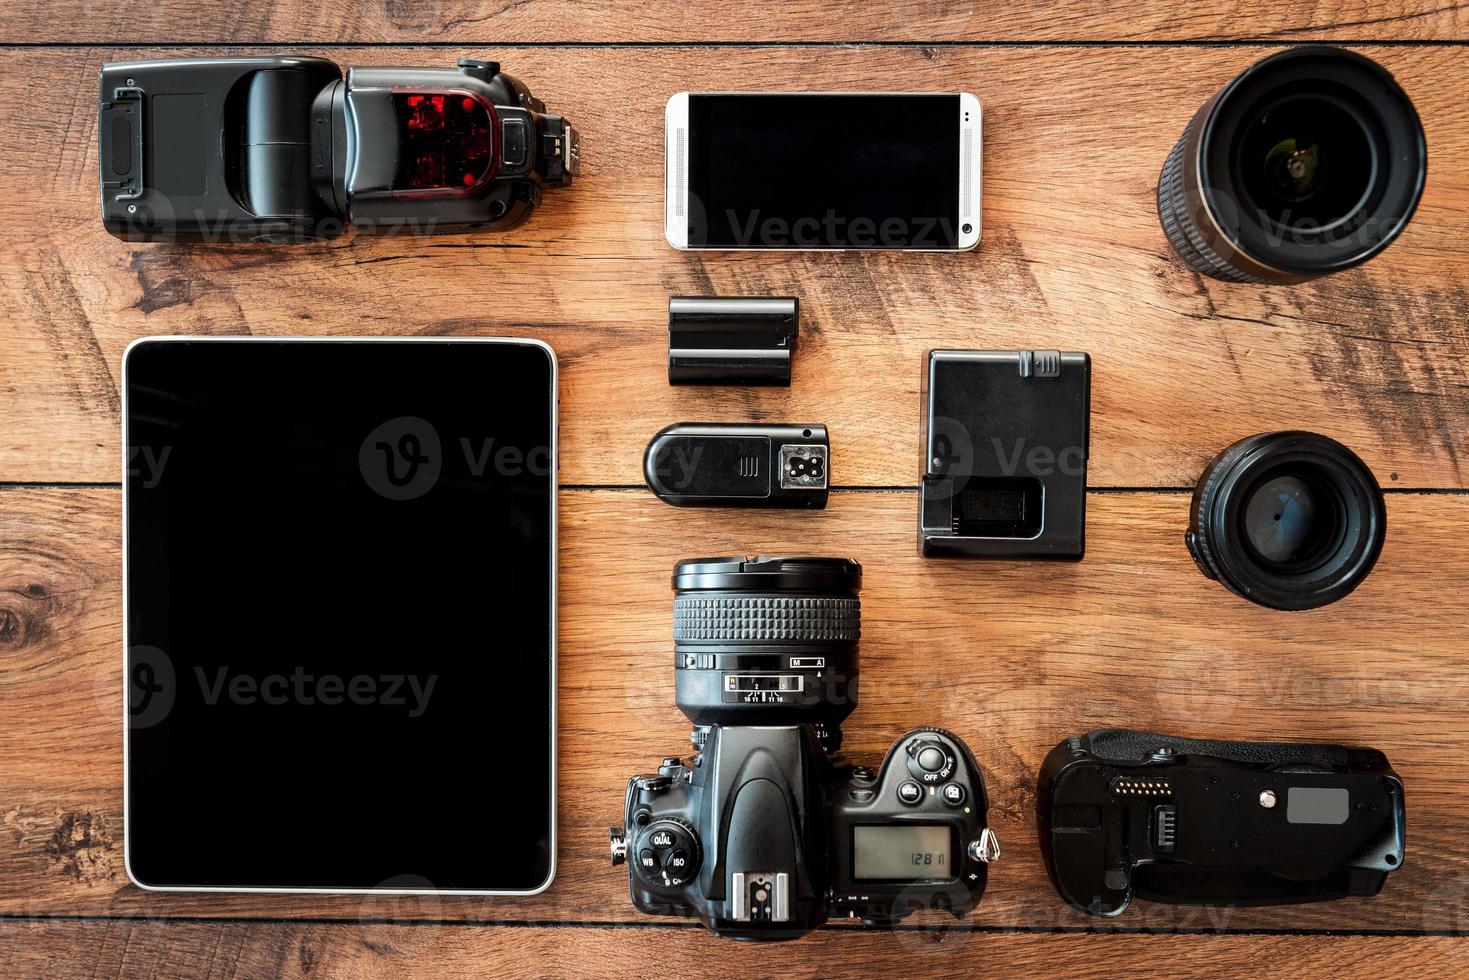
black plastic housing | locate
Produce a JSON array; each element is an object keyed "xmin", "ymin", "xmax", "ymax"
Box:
[
  {"xmin": 1186, "ymin": 431, "xmax": 1386, "ymax": 610},
  {"xmin": 668, "ymin": 297, "xmax": 798, "ymax": 386},
  {"xmin": 919, "ymin": 350, "xmax": 1090, "ymax": 558},
  {"xmin": 645, "ymin": 423, "xmax": 829, "ymax": 509},
  {"xmin": 99, "ymin": 56, "xmax": 578, "ymax": 243},
  {"xmin": 1037, "ymin": 729, "xmax": 1405, "ymax": 917},
  {"xmin": 619, "ymin": 725, "xmax": 994, "ymax": 940}
]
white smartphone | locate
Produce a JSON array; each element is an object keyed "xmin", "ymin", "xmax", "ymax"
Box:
[{"xmin": 665, "ymin": 92, "xmax": 981, "ymax": 251}]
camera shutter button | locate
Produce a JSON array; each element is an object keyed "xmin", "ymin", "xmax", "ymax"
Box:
[{"xmin": 907, "ymin": 738, "xmax": 956, "ymax": 783}]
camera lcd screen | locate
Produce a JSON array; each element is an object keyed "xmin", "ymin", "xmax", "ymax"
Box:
[
  {"xmin": 686, "ymin": 94, "xmax": 961, "ymax": 249},
  {"xmin": 123, "ymin": 338, "xmax": 556, "ymax": 892},
  {"xmin": 853, "ymin": 825, "xmax": 956, "ymax": 881}
]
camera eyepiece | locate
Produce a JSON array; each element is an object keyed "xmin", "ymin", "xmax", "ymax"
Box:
[
  {"xmin": 1186, "ymin": 432, "xmax": 1386, "ymax": 610},
  {"xmin": 672, "ymin": 556, "xmax": 861, "ymax": 727},
  {"xmin": 1158, "ymin": 47, "xmax": 1426, "ymax": 283}
]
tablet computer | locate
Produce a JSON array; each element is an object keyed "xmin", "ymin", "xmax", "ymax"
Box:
[{"xmin": 122, "ymin": 337, "xmax": 556, "ymax": 893}]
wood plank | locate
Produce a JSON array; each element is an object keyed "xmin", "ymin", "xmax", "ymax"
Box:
[
  {"xmin": 3, "ymin": 919, "xmax": 1467, "ymax": 979},
  {"xmin": 3, "ymin": 0, "xmax": 1468, "ymax": 44},
  {"xmin": 2, "ymin": 487, "xmax": 1466, "ymax": 933},
  {"xmin": 1, "ymin": 45, "xmax": 1466, "ymax": 488}
]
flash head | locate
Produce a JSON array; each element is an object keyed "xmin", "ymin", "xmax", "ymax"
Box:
[{"xmin": 98, "ymin": 56, "xmax": 579, "ymax": 243}]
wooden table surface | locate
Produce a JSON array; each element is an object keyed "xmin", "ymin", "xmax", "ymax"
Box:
[{"xmin": 2, "ymin": 2, "xmax": 1467, "ymax": 977}]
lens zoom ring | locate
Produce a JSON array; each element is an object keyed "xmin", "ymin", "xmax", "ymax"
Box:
[
  {"xmin": 1157, "ymin": 133, "xmax": 1272, "ymax": 285},
  {"xmin": 673, "ymin": 596, "xmax": 861, "ymax": 642}
]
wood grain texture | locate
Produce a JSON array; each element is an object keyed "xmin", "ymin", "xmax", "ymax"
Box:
[
  {"xmin": 3, "ymin": 920, "xmax": 1468, "ymax": 979},
  {"xmin": 5, "ymin": 3, "xmax": 1469, "ymax": 971},
  {"xmin": 2, "ymin": 45, "xmax": 1467, "ymax": 488},
  {"xmin": 2, "ymin": 0, "xmax": 1468, "ymax": 44},
  {"xmin": 2, "ymin": 487, "xmax": 1467, "ymax": 936}
]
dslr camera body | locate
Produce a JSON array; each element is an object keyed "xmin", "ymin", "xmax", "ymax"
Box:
[
  {"xmin": 610, "ymin": 557, "xmax": 999, "ymax": 940},
  {"xmin": 1037, "ymin": 729, "xmax": 1405, "ymax": 916},
  {"xmin": 98, "ymin": 56, "xmax": 578, "ymax": 243}
]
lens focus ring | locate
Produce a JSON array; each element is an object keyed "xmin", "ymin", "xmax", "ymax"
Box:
[
  {"xmin": 673, "ymin": 596, "xmax": 860, "ymax": 642},
  {"xmin": 1158, "ymin": 131, "xmax": 1272, "ymax": 285}
]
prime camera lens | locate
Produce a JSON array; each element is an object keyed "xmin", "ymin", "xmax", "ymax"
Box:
[
  {"xmin": 672, "ymin": 556, "xmax": 861, "ymax": 728},
  {"xmin": 1186, "ymin": 432, "xmax": 1385, "ymax": 610},
  {"xmin": 1158, "ymin": 47, "xmax": 1426, "ymax": 283}
]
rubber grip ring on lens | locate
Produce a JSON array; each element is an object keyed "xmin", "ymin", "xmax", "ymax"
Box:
[
  {"xmin": 1157, "ymin": 132, "xmax": 1272, "ymax": 285},
  {"xmin": 673, "ymin": 596, "xmax": 860, "ymax": 642}
]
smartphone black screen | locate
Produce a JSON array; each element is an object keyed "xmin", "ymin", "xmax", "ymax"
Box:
[
  {"xmin": 686, "ymin": 94, "xmax": 961, "ymax": 249},
  {"xmin": 123, "ymin": 339, "xmax": 556, "ymax": 892}
]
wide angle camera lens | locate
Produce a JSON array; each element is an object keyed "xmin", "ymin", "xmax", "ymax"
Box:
[
  {"xmin": 1158, "ymin": 46, "xmax": 1426, "ymax": 283},
  {"xmin": 1185, "ymin": 432, "xmax": 1386, "ymax": 610},
  {"xmin": 672, "ymin": 556, "xmax": 861, "ymax": 729}
]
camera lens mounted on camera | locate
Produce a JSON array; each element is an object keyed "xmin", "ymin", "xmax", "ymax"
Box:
[{"xmin": 672, "ymin": 556, "xmax": 862, "ymax": 728}]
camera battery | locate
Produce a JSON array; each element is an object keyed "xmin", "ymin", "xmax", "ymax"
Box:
[{"xmin": 668, "ymin": 296, "xmax": 798, "ymax": 386}]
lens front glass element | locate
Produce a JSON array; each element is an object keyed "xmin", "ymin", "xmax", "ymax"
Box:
[
  {"xmin": 1239, "ymin": 96, "xmax": 1376, "ymax": 234},
  {"xmin": 1239, "ymin": 473, "xmax": 1341, "ymax": 570}
]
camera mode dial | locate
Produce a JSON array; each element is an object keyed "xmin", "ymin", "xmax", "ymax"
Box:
[{"xmin": 634, "ymin": 817, "xmax": 702, "ymax": 889}]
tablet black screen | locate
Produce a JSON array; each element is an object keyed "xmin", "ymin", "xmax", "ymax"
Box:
[{"xmin": 124, "ymin": 339, "xmax": 555, "ymax": 891}]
